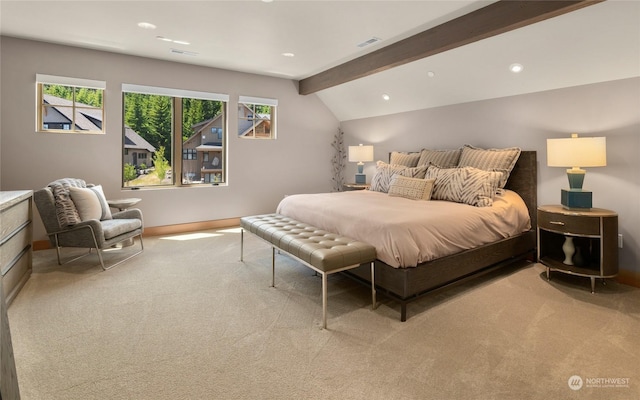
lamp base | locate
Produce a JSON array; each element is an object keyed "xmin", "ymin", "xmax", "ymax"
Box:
[
  {"xmin": 355, "ymin": 174, "xmax": 366, "ymax": 184},
  {"xmin": 561, "ymin": 189, "xmax": 592, "ymax": 210}
]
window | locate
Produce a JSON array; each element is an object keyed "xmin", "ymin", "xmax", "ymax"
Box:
[
  {"xmin": 183, "ymin": 149, "xmax": 197, "ymax": 160},
  {"xmin": 36, "ymin": 74, "xmax": 105, "ymax": 134},
  {"xmin": 122, "ymin": 84, "xmax": 228, "ymax": 188},
  {"xmin": 238, "ymin": 96, "xmax": 277, "ymax": 139}
]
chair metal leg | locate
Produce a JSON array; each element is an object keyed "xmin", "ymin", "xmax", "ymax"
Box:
[
  {"xmin": 54, "ymin": 231, "xmax": 144, "ymax": 271},
  {"xmin": 240, "ymin": 228, "xmax": 244, "ymax": 261},
  {"xmin": 99, "ymin": 234, "xmax": 144, "ymax": 270}
]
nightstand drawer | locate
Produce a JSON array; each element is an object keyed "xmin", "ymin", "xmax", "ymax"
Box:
[{"xmin": 538, "ymin": 209, "xmax": 600, "ymax": 235}]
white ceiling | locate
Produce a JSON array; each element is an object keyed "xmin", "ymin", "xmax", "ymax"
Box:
[{"xmin": 1, "ymin": 0, "xmax": 639, "ymax": 121}]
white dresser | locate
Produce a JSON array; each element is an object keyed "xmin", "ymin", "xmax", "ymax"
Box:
[{"xmin": 1, "ymin": 190, "xmax": 33, "ymax": 305}]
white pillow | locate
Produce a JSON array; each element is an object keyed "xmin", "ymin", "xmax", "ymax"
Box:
[
  {"xmin": 88, "ymin": 185, "xmax": 112, "ymax": 220},
  {"xmin": 69, "ymin": 187, "xmax": 102, "ymax": 221},
  {"xmin": 388, "ymin": 176, "xmax": 435, "ymax": 201}
]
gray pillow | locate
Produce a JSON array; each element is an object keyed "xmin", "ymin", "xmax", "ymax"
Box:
[
  {"xmin": 389, "ymin": 151, "xmax": 421, "ymax": 167},
  {"xmin": 417, "ymin": 148, "xmax": 462, "ymax": 168},
  {"xmin": 457, "ymin": 144, "xmax": 521, "ymax": 189}
]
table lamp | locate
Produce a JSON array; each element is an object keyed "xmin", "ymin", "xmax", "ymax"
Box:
[
  {"xmin": 348, "ymin": 144, "xmax": 374, "ymax": 184},
  {"xmin": 547, "ymin": 133, "xmax": 606, "ymax": 210}
]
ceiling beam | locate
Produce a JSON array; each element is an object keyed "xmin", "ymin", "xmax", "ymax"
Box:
[{"xmin": 298, "ymin": 0, "xmax": 604, "ymax": 95}]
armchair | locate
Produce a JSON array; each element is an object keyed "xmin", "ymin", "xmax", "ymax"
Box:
[{"xmin": 34, "ymin": 178, "xmax": 144, "ymax": 270}]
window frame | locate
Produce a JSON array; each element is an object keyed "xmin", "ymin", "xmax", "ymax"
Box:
[
  {"xmin": 238, "ymin": 95, "xmax": 277, "ymax": 140},
  {"xmin": 121, "ymin": 84, "xmax": 229, "ymax": 189},
  {"xmin": 36, "ymin": 74, "xmax": 106, "ymax": 134}
]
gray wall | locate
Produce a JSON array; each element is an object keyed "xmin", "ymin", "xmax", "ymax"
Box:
[
  {"xmin": 341, "ymin": 77, "xmax": 640, "ymax": 281},
  {"xmin": 0, "ymin": 37, "xmax": 339, "ymax": 240}
]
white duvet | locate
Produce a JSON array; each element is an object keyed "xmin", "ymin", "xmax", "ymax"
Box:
[{"xmin": 276, "ymin": 190, "xmax": 531, "ymax": 268}]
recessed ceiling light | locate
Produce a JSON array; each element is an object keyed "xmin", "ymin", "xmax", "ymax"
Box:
[
  {"xmin": 427, "ymin": 71, "xmax": 435, "ymax": 78},
  {"xmin": 156, "ymin": 36, "xmax": 172, "ymax": 42},
  {"xmin": 173, "ymin": 40, "xmax": 190, "ymax": 45},
  {"xmin": 382, "ymin": 94, "xmax": 390, "ymax": 101},
  {"xmin": 509, "ymin": 63, "xmax": 524, "ymax": 73},
  {"xmin": 262, "ymin": 0, "xmax": 274, "ymax": 3},
  {"xmin": 282, "ymin": 52, "xmax": 295, "ymax": 57},
  {"xmin": 137, "ymin": 22, "xmax": 156, "ymax": 30}
]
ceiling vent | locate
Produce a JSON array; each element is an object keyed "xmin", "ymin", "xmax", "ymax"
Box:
[
  {"xmin": 170, "ymin": 48, "xmax": 198, "ymax": 56},
  {"xmin": 357, "ymin": 37, "xmax": 382, "ymax": 48}
]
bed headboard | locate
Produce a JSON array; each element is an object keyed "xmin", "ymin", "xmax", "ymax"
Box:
[{"xmin": 505, "ymin": 150, "xmax": 537, "ymax": 229}]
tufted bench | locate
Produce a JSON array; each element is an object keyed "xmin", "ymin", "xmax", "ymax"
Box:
[{"xmin": 240, "ymin": 213, "xmax": 377, "ymax": 329}]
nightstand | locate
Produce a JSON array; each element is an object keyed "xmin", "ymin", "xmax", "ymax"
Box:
[
  {"xmin": 343, "ymin": 183, "xmax": 370, "ymax": 191},
  {"xmin": 537, "ymin": 205, "xmax": 618, "ymax": 293}
]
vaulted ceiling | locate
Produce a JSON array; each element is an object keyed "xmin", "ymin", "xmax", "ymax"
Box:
[{"xmin": 1, "ymin": 0, "xmax": 638, "ymax": 121}]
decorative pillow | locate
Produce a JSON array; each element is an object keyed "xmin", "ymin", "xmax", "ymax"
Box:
[
  {"xmin": 425, "ymin": 164, "xmax": 501, "ymax": 207},
  {"xmin": 457, "ymin": 144, "xmax": 521, "ymax": 188},
  {"xmin": 388, "ymin": 176, "xmax": 435, "ymax": 201},
  {"xmin": 389, "ymin": 151, "xmax": 420, "ymax": 167},
  {"xmin": 69, "ymin": 187, "xmax": 103, "ymax": 221},
  {"xmin": 88, "ymin": 185, "xmax": 112, "ymax": 220},
  {"xmin": 369, "ymin": 161, "xmax": 427, "ymax": 193},
  {"xmin": 417, "ymin": 148, "xmax": 462, "ymax": 168},
  {"xmin": 48, "ymin": 178, "xmax": 87, "ymax": 227}
]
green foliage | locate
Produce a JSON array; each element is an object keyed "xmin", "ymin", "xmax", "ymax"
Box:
[
  {"xmin": 153, "ymin": 146, "xmax": 170, "ymax": 180},
  {"xmin": 123, "ymin": 163, "xmax": 137, "ymax": 183},
  {"xmin": 42, "ymin": 84, "xmax": 102, "ymax": 107},
  {"xmin": 124, "ymin": 93, "xmax": 222, "ymax": 166},
  {"xmin": 182, "ymin": 98, "xmax": 221, "ymax": 140}
]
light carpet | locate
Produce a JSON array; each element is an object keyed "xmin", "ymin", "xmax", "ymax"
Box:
[{"xmin": 7, "ymin": 227, "xmax": 640, "ymax": 400}]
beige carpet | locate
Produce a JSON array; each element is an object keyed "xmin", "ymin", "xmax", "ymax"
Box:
[{"xmin": 7, "ymin": 228, "xmax": 640, "ymax": 400}]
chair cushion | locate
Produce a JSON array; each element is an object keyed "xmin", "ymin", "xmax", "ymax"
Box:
[{"xmin": 101, "ymin": 219, "xmax": 142, "ymax": 240}]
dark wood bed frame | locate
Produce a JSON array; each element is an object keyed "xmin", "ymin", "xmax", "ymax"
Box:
[{"xmin": 343, "ymin": 151, "xmax": 538, "ymax": 321}]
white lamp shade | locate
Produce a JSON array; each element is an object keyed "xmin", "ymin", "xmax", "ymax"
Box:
[
  {"xmin": 547, "ymin": 136, "xmax": 606, "ymax": 168},
  {"xmin": 348, "ymin": 145, "xmax": 374, "ymax": 163}
]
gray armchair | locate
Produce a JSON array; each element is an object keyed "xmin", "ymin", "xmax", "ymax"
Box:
[{"xmin": 34, "ymin": 178, "xmax": 144, "ymax": 270}]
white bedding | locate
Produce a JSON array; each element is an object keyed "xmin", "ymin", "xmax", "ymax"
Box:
[{"xmin": 276, "ymin": 190, "xmax": 531, "ymax": 268}]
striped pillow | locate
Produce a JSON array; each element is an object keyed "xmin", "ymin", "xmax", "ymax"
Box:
[
  {"xmin": 417, "ymin": 148, "xmax": 462, "ymax": 168},
  {"xmin": 390, "ymin": 151, "xmax": 421, "ymax": 167},
  {"xmin": 48, "ymin": 178, "xmax": 87, "ymax": 227},
  {"xmin": 426, "ymin": 164, "xmax": 501, "ymax": 207},
  {"xmin": 457, "ymin": 145, "xmax": 521, "ymax": 188},
  {"xmin": 388, "ymin": 176, "xmax": 435, "ymax": 201},
  {"xmin": 370, "ymin": 161, "xmax": 427, "ymax": 193}
]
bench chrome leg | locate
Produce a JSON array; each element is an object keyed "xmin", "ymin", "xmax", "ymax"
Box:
[
  {"xmin": 271, "ymin": 246, "xmax": 276, "ymax": 287},
  {"xmin": 240, "ymin": 228, "xmax": 244, "ymax": 261},
  {"xmin": 322, "ymin": 272, "xmax": 328, "ymax": 329},
  {"xmin": 371, "ymin": 261, "xmax": 377, "ymax": 310}
]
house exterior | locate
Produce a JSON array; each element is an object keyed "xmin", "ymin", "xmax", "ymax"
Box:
[
  {"xmin": 238, "ymin": 103, "xmax": 272, "ymax": 139},
  {"xmin": 42, "ymin": 94, "xmax": 102, "ymax": 131},
  {"xmin": 43, "ymin": 94, "xmax": 156, "ymax": 170},
  {"xmin": 182, "ymin": 114, "xmax": 224, "ymax": 184},
  {"xmin": 123, "ymin": 127, "xmax": 156, "ymax": 169}
]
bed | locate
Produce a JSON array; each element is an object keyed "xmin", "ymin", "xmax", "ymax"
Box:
[{"xmin": 276, "ymin": 149, "xmax": 537, "ymax": 321}]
